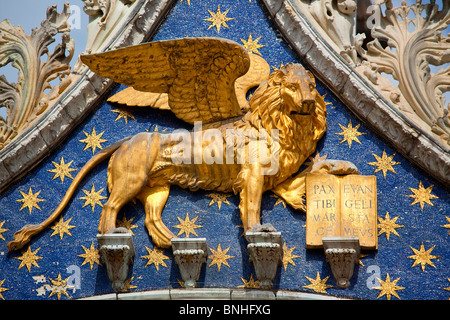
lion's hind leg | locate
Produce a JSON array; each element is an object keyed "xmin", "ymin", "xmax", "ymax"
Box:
[
  {"xmin": 99, "ymin": 132, "xmax": 159, "ymax": 234},
  {"xmin": 137, "ymin": 185, "xmax": 176, "ymax": 248}
]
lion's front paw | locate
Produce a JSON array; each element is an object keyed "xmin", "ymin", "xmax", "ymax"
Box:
[{"xmin": 311, "ymin": 159, "xmax": 359, "ymax": 175}]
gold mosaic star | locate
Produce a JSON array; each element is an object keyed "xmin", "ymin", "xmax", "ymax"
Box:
[
  {"xmin": 335, "ymin": 119, "xmax": 366, "ymax": 148},
  {"xmin": 142, "ymin": 246, "xmax": 170, "ymax": 271},
  {"xmin": 79, "ymin": 184, "xmax": 107, "ymax": 212},
  {"xmin": 0, "ymin": 279, "xmax": 8, "ymax": 300},
  {"xmin": 282, "ymin": 242, "xmax": 301, "ymax": 270},
  {"xmin": 15, "ymin": 246, "xmax": 43, "ymax": 272},
  {"xmin": 377, "ymin": 212, "xmax": 404, "ymax": 241},
  {"xmin": 236, "ymin": 224, "xmax": 245, "ymax": 237},
  {"xmin": 240, "ymin": 34, "xmax": 265, "ymax": 55},
  {"xmin": 16, "ymin": 187, "xmax": 45, "ymax": 214},
  {"xmin": 117, "ymin": 214, "xmax": 138, "ymax": 236},
  {"xmin": 78, "ymin": 242, "xmax": 101, "ymax": 270},
  {"xmin": 206, "ymin": 193, "xmax": 232, "ymax": 210},
  {"xmin": 47, "ymin": 157, "xmax": 77, "ymax": 183},
  {"xmin": 208, "ymin": 244, "xmax": 235, "ymax": 271},
  {"xmin": 180, "ymin": 0, "xmax": 193, "ymax": 5},
  {"xmin": 407, "ymin": 242, "xmax": 438, "ymax": 271},
  {"xmin": 121, "ymin": 276, "xmax": 138, "ymax": 292},
  {"xmin": 441, "ymin": 216, "xmax": 450, "ymax": 235},
  {"xmin": 373, "ymin": 273, "xmax": 404, "ymax": 300},
  {"xmin": 0, "ymin": 221, "xmax": 9, "ymax": 241},
  {"xmin": 444, "ymin": 278, "xmax": 450, "ymax": 297},
  {"xmin": 50, "ymin": 217, "xmax": 75, "ymax": 239},
  {"xmin": 111, "ymin": 108, "xmax": 135, "ymax": 124},
  {"xmin": 368, "ymin": 150, "xmax": 400, "ymax": 179},
  {"xmin": 204, "ymin": 5, "xmax": 234, "ymax": 33},
  {"xmin": 79, "ymin": 127, "xmax": 107, "ymax": 155},
  {"xmin": 304, "ymin": 152, "xmax": 328, "ymax": 168},
  {"xmin": 238, "ymin": 274, "xmax": 260, "ymax": 288},
  {"xmin": 357, "ymin": 253, "xmax": 368, "ymax": 266},
  {"xmin": 302, "ymin": 272, "xmax": 333, "ymax": 293},
  {"xmin": 271, "ymin": 194, "xmax": 287, "ymax": 209},
  {"xmin": 48, "ymin": 273, "xmax": 72, "ymax": 300},
  {"xmin": 173, "ymin": 213, "xmax": 203, "ymax": 237},
  {"xmin": 406, "ymin": 181, "xmax": 439, "ymax": 211}
]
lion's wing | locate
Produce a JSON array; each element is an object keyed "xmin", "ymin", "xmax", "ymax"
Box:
[
  {"xmin": 81, "ymin": 37, "xmax": 250, "ymax": 124},
  {"xmin": 107, "ymin": 52, "xmax": 270, "ymax": 112}
]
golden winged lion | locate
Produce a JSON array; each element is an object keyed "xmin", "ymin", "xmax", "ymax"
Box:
[{"xmin": 8, "ymin": 38, "xmax": 356, "ymax": 252}]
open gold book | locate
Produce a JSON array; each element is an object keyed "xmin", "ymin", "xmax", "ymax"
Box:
[{"xmin": 306, "ymin": 173, "xmax": 377, "ymax": 250}]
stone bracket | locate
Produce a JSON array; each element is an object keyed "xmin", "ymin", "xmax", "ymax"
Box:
[
  {"xmin": 171, "ymin": 238, "xmax": 207, "ymax": 288},
  {"xmin": 245, "ymin": 229, "xmax": 282, "ymax": 289},
  {"xmin": 97, "ymin": 228, "xmax": 135, "ymax": 292},
  {"xmin": 322, "ymin": 237, "xmax": 360, "ymax": 289}
]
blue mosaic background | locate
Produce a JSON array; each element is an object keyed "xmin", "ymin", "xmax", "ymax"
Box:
[{"xmin": 0, "ymin": 0, "xmax": 449, "ymax": 300}]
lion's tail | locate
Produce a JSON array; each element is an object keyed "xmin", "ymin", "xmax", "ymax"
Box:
[{"xmin": 7, "ymin": 136, "xmax": 132, "ymax": 252}]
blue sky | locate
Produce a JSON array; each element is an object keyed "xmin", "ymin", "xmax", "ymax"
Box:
[{"xmin": 0, "ymin": 0, "xmax": 448, "ymax": 120}]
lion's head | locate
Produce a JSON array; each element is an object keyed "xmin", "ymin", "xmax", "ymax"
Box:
[
  {"xmin": 243, "ymin": 63, "xmax": 328, "ymax": 186},
  {"xmin": 248, "ymin": 63, "xmax": 327, "ymax": 146}
]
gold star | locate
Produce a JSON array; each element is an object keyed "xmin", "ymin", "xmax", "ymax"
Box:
[
  {"xmin": 377, "ymin": 212, "xmax": 403, "ymax": 241},
  {"xmin": 208, "ymin": 244, "xmax": 235, "ymax": 271},
  {"xmin": 282, "ymin": 242, "xmax": 301, "ymax": 270},
  {"xmin": 111, "ymin": 108, "xmax": 135, "ymax": 124},
  {"xmin": 181, "ymin": 0, "xmax": 193, "ymax": 5},
  {"xmin": 206, "ymin": 193, "xmax": 232, "ymax": 210},
  {"xmin": 441, "ymin": 216, "xmax": 450, "ymax": 235},
  {"xmin": 173, "ymin": 213, "xmax": 203, "ymax": 237},
  {"xmin": 373, "ymin": 273, "xmax": 404, "ymax": 300},
  {"xmin": 204, "ymin": 5, "xmax": 234, "ymax": 33},
  {"xmin": 304, "ymin": 152, "xmax": 328, "ymax": 168},
  {"xmin": 302, "ymin": 272, "xmax": 333, "ymax": 293},
  {"xmin": 368, "ymin": 150, "xmax": 400, "ymax": 179},
  {"xmin": 16, "ymin": 187, "xmax": 45, "ymax": 214},
  {"xmin": 407, "ymin": 242, "xmax": 438, "ymax": 271},
  {"xmin": 0, "ymin": 221, "xmax": 9, "ymax": 241},
  {"xmin": 238, "ymin": 274, "xmax": 260, "ymax": 288},
  {"xmin": 334, "ymin": 119, "xmax": 366, "ymax": 148},
  {"xmin": 50, "ymin": 217, "xmax": 75, "ymax": 239},
  {"xmin": 0, "ymin": 279, "xmax": 8, "ymax": 300},
  {"xmin": 121, "ymin": 276, "xmax": 138, "ymax": 292},
  {"xmin": 444, "ymin": 278, "xmax": 450, "ymax": 297},
  {"xmin": 270, "ymin": 194, "xmax": 287, "ymax": 209},
  {"xmin": 117, "ymin": 214, "xmax": 138, "ymax": 236},
  {"xmin": 78, "ymin": 242, "xmax": 101, "ymax": 270},
  {"xmin": 15, "ymin": 246, "xmax": 43, "ymax": 272},
  {"xmin": 48, "ymin": 273, "xmax": 71, "ymax": 300},
  {"xmin": 79, "ymin": 184, "xmax": 107, "ymax": 212},
  {"xmin": 357, "ymin": 253, "xmax": 368, "ymax": 266},
  {"xmin": 47, "ymin": 157, "xmax": 77, "ymax": 183},
  {"xmin": 79, "ymin": 127, "xmax": 107, "ymax": 154},
  {"xmin": 240, "ymin": 34, "xmax": 265, "ymax": 55},
  {"xmin": 406, "ymin": 181, "xmax": 439, "ymax": 211},
  {"xmin": 142, "ymin": 246, "xmax": 170, "ymax": 271},
  {"xmin": 236, "ymin": 224, "xmax": 245, "ymax": 237}
]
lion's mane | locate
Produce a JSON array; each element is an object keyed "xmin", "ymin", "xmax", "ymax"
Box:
[{"xmin": 234, "ymin": 63, "xmax": 327, "ymax": 191}]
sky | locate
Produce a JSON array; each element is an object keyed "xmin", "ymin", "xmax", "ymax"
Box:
[{"xmin": 0, "ymin": 0, "xmax": 448, "ymax": 120}]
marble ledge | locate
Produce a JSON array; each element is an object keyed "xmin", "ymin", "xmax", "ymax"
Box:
[{"xmin": 79, "ymin": 288, "xmax": 348, "ymax": 300}]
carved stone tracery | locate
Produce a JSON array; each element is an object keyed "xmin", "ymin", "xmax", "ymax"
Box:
[
  {"xmin": 356, "ymin": 1, "xmax": 450, "ymax": 147},
  {"xmin": 0, "ymin": 3, "xmax": 75, "ymax": 149},
  {"xmin": 263, "ymin": 0, "xmax": 449, "ymax": 185},
  {"xmin": 293, "ymin": 0, "xmax": 450, "ymax": 149}
]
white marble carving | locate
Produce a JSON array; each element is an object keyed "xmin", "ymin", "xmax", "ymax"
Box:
[
  {"xmin": 73, "ymin": 0, "xmax": 140, "ymax": 73},
  {"xmin": 0, "ymin": 3, "xmax": 74, "ymax": 149},
  {"xmin": 261, "ymin": 0, "xmax": 450, "ymax": 185},
  {"xmin": 0, "ymin": 0, "xmax": 176, "ymax": 192}
]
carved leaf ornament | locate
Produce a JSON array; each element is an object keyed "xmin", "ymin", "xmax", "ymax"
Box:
[
  {"xmin": 356, "ymin": 1, "xmax": 450, "ymax": 147},
  {"xmin": 0, "ymin": 3, "xmax": 74, "ymax": 149}
]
